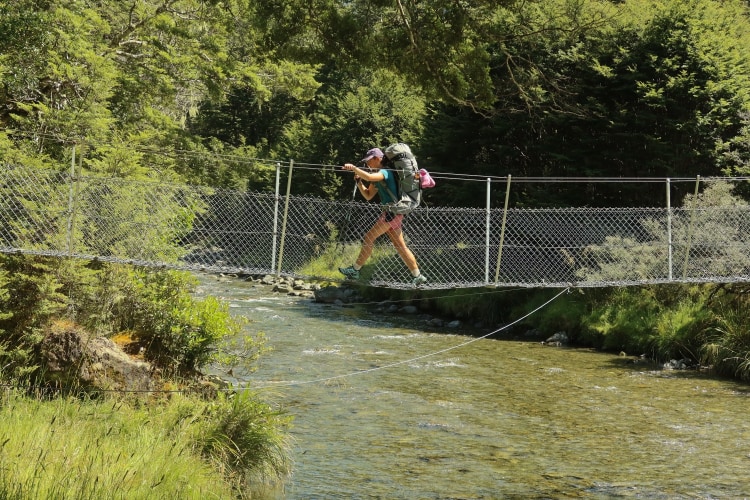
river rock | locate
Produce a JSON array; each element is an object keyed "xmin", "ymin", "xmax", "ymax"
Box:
[
  {"xmin": 542, "ymin": 331, "xmax": 569, "ymax": 346},
  {"xmin": 314, "ymin": 285, "xmax": 340, "ymax": 303},
  {"xmin": 294, "ymin": 281, "xmax": 311, "ymax": 291},
  {"xmin": 314, "ymin": 285, "xmax": 357, "ymax": 302},
  {"xmin": 40, "ymin": 321, "xmax": 153, "ymax": 392},
  {"xmin": 663, "ymin": 358, "xmax": 693, "ymax": 370},
  {"xmin": 261, "ymin": 274, "xmax": 276, "ymax": 285}
]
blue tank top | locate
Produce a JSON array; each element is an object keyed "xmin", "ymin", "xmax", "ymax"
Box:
[{"xmin": 376, "ymin": 168, "xmax": 398, "ymax": 205}]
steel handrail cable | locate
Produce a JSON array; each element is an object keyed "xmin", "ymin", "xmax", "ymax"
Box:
[{"xmin": 5, "ymin": 131, "xmax": 748, "ymax": 185}]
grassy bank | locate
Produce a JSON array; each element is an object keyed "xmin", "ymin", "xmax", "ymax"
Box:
[{"xmin": 0, "ymin": 389, "xmax": 292, "ymax": 499}]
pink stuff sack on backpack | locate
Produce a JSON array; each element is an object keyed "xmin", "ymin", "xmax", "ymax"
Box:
[{"xmin": 419, "ymin": 168, "xmax": 435, "ymax": 189}]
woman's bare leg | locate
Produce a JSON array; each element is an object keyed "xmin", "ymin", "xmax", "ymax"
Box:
[
  {"xmin": 386, "ymin": 228, "xmax": 418, "ymax": 272},
  {"xmin": 354, "ymin": 220, "xmax": 392, "ymax": 267}
]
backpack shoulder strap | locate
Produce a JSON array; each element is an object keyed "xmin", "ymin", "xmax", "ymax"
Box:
[
  {"xmin": 377, "ymin": 172, "xmax": 399, "ymax": 203},
  {"xmin": 381, "ymin": 182, "xmax": 399, "ymax": 204}
]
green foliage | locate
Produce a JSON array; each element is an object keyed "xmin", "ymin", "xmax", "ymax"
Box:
[
  {"xmin": 0, "ymin": 254, "xmax": 258, "ymax": 379},
  {"xmin": 577, "ymin": 235, "xmax": 669, "ymax": 284},
  {"xmin": 4, "ymin": 0, "xmax": 750, "ymax": 210},
  {"xmin": 651, "ymin": 295, "xmax": 713, "ymax": 361},
  {"xmin": 577, "ymin": 181, "xmax": 750, "ymax": 284},
  {"xmin": 522, "ymin": 292, "xmax": 588, "ymax": 338},
  {"xmin": 418, "ymin": 0, "xmax": 750, "ymax": 207},
  {"xmin": 0, "ymin": 255, "xmax": 68, "ymax": 379},
  {"xmin": 116, "ymin": 270, "xmax": 258, "ymax": 374},
  {"xmin": 269, "ymin": 68, "xmax": 428, "ymax": 197},
  {"xmin": 73, "ymin": 174, "xmax": 204, "ymax": 264},
  {"xmin": 579, "ymin": 287, "xmax": 659, "ymax": 352}
]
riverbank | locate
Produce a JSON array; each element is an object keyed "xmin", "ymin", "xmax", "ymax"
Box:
[
  {"xmin": 241, "ymin": 272, "xmax": 750, "ymax": 383},
  {"xmin": 351, "ymin": 281, "xmax": 750, "ymax": 382},
  {"xmin": 0, "ymin": 259, "xmax": 294, "ymax": 499}
]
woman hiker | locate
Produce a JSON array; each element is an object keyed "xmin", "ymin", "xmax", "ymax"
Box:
[{"xmin": 339, "ymin": 147, "xmax": 428, "ymax": 286}]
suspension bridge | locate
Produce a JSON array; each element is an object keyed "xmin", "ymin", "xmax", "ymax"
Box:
[{"xmin": 2, "ymin": 161, "xmax": 750, "ymax": 290}]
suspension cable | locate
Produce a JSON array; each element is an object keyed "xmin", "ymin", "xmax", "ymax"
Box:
[{"xmin": 5, "ymin": 129, "xmax": 745, "ymax": 185}]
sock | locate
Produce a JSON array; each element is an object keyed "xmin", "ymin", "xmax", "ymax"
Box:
[
  {"xmin": 410, "ymin": 269, "xmax": 421, "ymax": 277},
  {"xmin": 353, "ymin": 263, "xmax": 362, "ymax": 271}
]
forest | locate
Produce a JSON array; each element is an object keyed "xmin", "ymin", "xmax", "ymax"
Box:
[
  {"xmin": 3, "ymin": 0, "xmax": 750, "ymax": 206},
  {"xmin": 3, "ymin": 0, "xmax": 750, "ymax": 496}
]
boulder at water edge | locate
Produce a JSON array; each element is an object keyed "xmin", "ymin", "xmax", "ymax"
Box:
[{"xmin": 40, "ymin": 321, "xmax": 153, "ymax": 392}]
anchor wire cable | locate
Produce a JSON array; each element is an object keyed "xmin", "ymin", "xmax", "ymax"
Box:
[{"xmin": 248, "ymin": 287, "xmax": 570, "ymax": 389}]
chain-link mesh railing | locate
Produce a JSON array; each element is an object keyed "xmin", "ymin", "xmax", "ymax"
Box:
[{"xmin": 2, "ymin": 163, "xmax": 750, "ymax": 289}]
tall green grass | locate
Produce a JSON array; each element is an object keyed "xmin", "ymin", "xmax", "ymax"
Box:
[
  {"xmin": 701, "ymin": 304, "xmax": 750, "ymax": 381},
  {"xmin": 0, "ymin": 389, "xmax": 292, "ymax": 499},
  {"xmin": 575, "ymin": 285, "xmax": 714, "ymax": 359},
  {"xmin": 298, "ymin": 241, "xmax": 394, "ymax": 281}
]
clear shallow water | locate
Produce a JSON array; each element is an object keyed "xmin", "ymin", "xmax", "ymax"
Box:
[{"xmin": 199, "ymin": 275, "xmax": 750, "ymax": 499}]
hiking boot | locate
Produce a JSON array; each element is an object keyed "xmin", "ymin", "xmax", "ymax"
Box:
[
  {"xmin": 339, "ymin": 265, "xmax": 360, "ymax": 280},
  {"xmin": 412, "ymin": 274, "xmax": 428, "ymax": 286}
]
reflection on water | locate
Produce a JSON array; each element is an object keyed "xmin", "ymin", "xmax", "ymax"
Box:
[{"xmin": 199, "ymin": 275, "xmax": 750, "ymax": 499}]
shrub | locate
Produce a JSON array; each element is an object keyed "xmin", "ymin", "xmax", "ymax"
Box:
[
  {"xmin": 118, "ymin": 269, "xmax": 256, "ymax": 374},
  {"xmin": 0, "ymin": 255, "xmax": 68, "ymax": 379},
  {"xmin": 0, "ymin": 255, "xmax": 258, "ymax": 380}
]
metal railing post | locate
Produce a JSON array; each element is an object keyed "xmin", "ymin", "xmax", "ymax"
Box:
[
  {"xmin": 276, "ymin": 160, "xmax": 294, "ymax": 279},
  {"xmin": 682, "ymin": 175, "xmax": 701, "ymax": 279},
  {"xmin": 271, "ymin": 162, "xmax": 281, "ymax": 271},
  {"xmin": 666, "ymin": 178, "xmax": 673, "ymax": 281},
  {"xmin": 485, "ymin": 178, "xmax": 491, "ymax": 284},
  {"xmin": 67, "ymin": 145, "xmax": 76, "ymax": 257},
  {"xmin": 494, "ymin": 175, "xmax": 512, "ymax": 285}
]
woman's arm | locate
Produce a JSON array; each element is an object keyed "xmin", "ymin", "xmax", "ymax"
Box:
[
  {"xmin": 342, "ymin": 163, "xmax": 384, "ymax": 183},
  {"xmin": 342, "ymin": 163, "xmax": 384, "ymax": 201}
]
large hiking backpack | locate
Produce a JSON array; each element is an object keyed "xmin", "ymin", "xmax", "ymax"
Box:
[{"xmin": 382, "ymin": 143, "xmax": 421, "ymax": 215}]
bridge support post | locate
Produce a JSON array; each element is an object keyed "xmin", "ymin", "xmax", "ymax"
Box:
[
  {"xmin": 276, "ymin": 160, "xmax": 294, "ymax": 279},
  {"xmin": 682, "ymin": 175, "xmax": 701, "ymax": 279},
  {"xmin": 666, "ymin": 178, "xmax": 673, "ymax": 281},
  {"xmin": 494, "ymin": 175, "xmax": 512, "ymax": 285},
  {"xmin": 485, "ymin": 178, "xmax": 491, "ymax": 284},
  {"xmin": 67, "ymin": 145, "xmax": 76, "ymax": 257},
  {"xmin": 272, "ymin": 163, "xmax": 281, "ymax": 271}
]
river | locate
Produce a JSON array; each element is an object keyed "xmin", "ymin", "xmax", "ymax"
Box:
[{"xmin": 199, "ymin": 274, "xmax": 750, "ymax": 499}]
